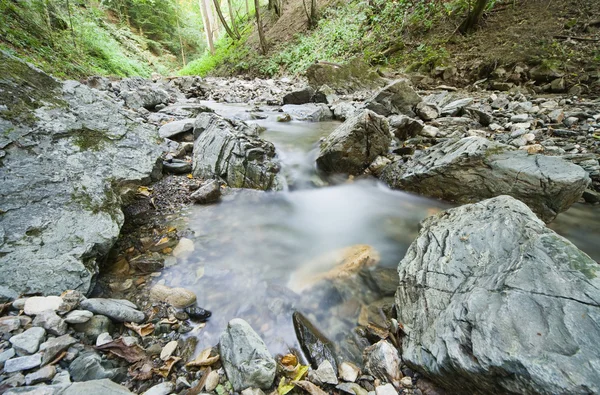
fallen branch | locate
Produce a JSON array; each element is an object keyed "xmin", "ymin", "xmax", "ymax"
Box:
[{"xmin": 554, "ymin": 35, "xmax": 600, "ymax": 42}]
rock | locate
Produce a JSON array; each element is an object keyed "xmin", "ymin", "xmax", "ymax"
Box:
[
  {"xmin": 58, "ymin": 290, "xmax": 83, "ymax": 313},
  {"xmin": 162, "ymin": 159, "xmax": 192, "ymax": 174},
  {"xmin": 119, "ymin": 79, "xmax": 172, "ymax": 110},
  {"xmin": 283, "ymin": 87, "xmax": 315, "ymax": 105},
  {"xmin": 315, "ymin": 360, "xmax": 338, "ymax": 385},
  {"xmin": 25, "ymin": 365, "xmax": 56, "ymax": 385},
  {"xmin": 0, "ymin": 347, "xmax": 16, "ymax": 366},
  {"xmin": 190, "ymin": 180, "xmax": 221, "ymax": 204},
  {"xmin": 312, "ymin": 85, "xmax": 339, "ymax": 105},
  {"xmin": 306, "ymin": 59, "xmax": 385, "ymax": 94},
  {"xmin": 510, "ymin": 113, "xmax": 529, "ymax": 123},
  {"xmin": 149, "ymin": 284, "xmax": 197, "ymax": 308},
  {"xmin": 143, "ymin": 382, "xmax": 174, "ymax": 395},
  {"xmin": 396, "ymin": 195, "xmax": 600, "ymax": 394},
  {"xmin": 332, "ymin": 102, "xmax": 357, "ymax": 121},
  {"xmin": 380, "ymin": 137, "xmax": 590, "ymax": 222},
  {"xmin": 72, "ymin": 315, "xmax": 114, "ymax": 343},
  {"xmin": 415, "ymin": 102, "xmax": 439, "ymax": 121},
  {"xmin": 219, "ymin": 318, "xmax": 276, "ymax": 391},
  {"xmin": 4, "ymin": 353, "xmax": 42, "ymax": 373},
  {"xmin": 192, "ymin": 113, "xmax": 284, "ymax": 190},
  {"xmin": 530, "ymin": 65, "xmax": 563, "ymax": 83},
  {"xmin": 400, "ymin": 377, "xmax": 413, "ymax": 388},
  {"xmin": 32, "ymin": 310, "xmax": 67, "ymax": 336},
  {"xmin": 440, "ymin": 98, "xmax": 473, "ymax": 116},
  {"xmin": 336, "ymin": 382, "xmax": 369, "ymax": 395},
  {"xmin": 419, "ymin": 125, "xmax": 439, "ymax": 138},
  {"xmin": 550, "ymin": 77, "xmax": 566, "ymax": 92},
  {"xmin": 23, "ymin": 297, "xmax": 63, "ymax": 316},
  {"xmin": 69, "ymin": 351, "xmax": 122, "ymax": 382},
  {"xmin": 205, "ymin": 370, "xmax": 220, "ymax": 392},
  {"xmin": 0, "ymin": 53, "xmax": 162, "ymax": 297},
  {"xmin": 39, "ymin": 334, "xmax": 78, "ymax": 365},
  {"xmin": 366, "ymin": 79, "xmax": 422, "ymax": 116},
  {"xmin": 160, "ymin": 340, "xmax": 178, "ymax": 361},
  {"xmin": 388, "ymin": 115, "xmax": 423, "ymax": 140},
  {"xmin": 338, "ymin": 362, "xmax": 360, "ymax": 382},
  {"xmin": 52, "ymin": 370, "xmax": 71, "ymax": 385},
  {"xmin": 375, "ymin": 384, "xmax": 397, "ymax": 395},
  {"xmin": 465, "ymin": 107, "xmax": 492, "ymax": 126},
  {"xmin": 316, "ymin": 110, "xmax": 391, "ymax": 175},
  {"xmin": 184, "ymin": 306, "xmax": 212, "ymax": 322},
  {"xmin": 95, "ymin": 332, "xmax": 113, "ymax": 347},
  {"xmin": 583, "ymin": 189, "xmax": 600, "ymax": 204},
  {"xmin": 240, "ymin": 389, "xmax": 266, "ymax": 395},
  {"xmin": 172, "ymin": 238, "xmax": 195, "ymax": 258},
  {"xmin": 2, "ymin": 372, "xmax": 25, "ymax": 388},
  {"xmin": 158, "ymin": 118, "xmax": 195, "ymax": 139},
  {"xmin": 277, "ymin": 113, "xmax": 292, "ymax": 122},
  {"xmin": 368, "ymin": 156, "xmax": 392, "ymax": 177},
  {"xmin": 292, "ymin": 312, "xmax": 337, "ymax": 372},
  {"xmin": 62, "ymin": 379, "xmax": 133, "ymax": 395},
  {"xmin": 281, "ymin": 104, "xmax": 333, "ymax": 122},
  {"xmin": 10, "ymin": 327, "xmax": 46, "ymax": 356},
  {"xmin": 80, "ymin": 299, "xmax": 145, "ymax": 323},
  {"xmin": 363, "ymin": 340, "xmax": 401, "ymax": 388},
  {"xmin": 64, "ymin": 310, "xmax": 93, "ymax": 324},
  {"xmin": 0, "ymin": 316, "xmax": 22, "ymax": 333}
]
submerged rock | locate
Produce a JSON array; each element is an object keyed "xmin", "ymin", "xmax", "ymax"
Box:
[
  {"xmin": 396, "ymin": 195, "xmax": 600, "ymax": 394},
  {"xmin": 316, "ymin": 110, "xmax": 391, "ymax": 175},
  {"xmin": 190, "ymin": 179, "xmax": 221, "ymax": 204},
  {"xmin": 293, "ymin": 311, "xmax": 338, "ymax": 372},
  {"xmin": 381, "ymin": 136, "xmax": 589, "ymax": 222},
  {"xmin": 0, "ymin": 51, "xmax": 162, "ymax": 296}
]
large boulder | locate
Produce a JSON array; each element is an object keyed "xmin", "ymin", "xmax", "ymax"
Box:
[
  {"xmin": 381, "ymin": 137, "xmax": 589, "ymax": 222},
  {"xmin": 316, "ymin": 110, "xmax": 391, "ymax": 175},
  {"xmin": 0, "ymin": 52, "xmax": 162, "ymax": 297},
  {"xmin": 365, "ymin": 79, "xmax": 422, "ymax": 116},
  {"xmin": 396, "ymin": 195, "xmax": 600, "ymax": 394},
  {"xmin": 192, "ymin": 113, "xmax": 285, "ymax": 190},
  {"xmin": 281, "ymin": 104, "xmax": 332, "ymax": 122},
  {"xmin": 306, "ymin": 58, "xmax": 385, "ymax": 94},
  {"xmin": 283, "ymin": 87, "xmax": 315, "ymax": 105}
]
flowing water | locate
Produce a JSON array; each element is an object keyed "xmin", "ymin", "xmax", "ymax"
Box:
[{"xmin": 155, "ymin": 102, "xmax": 600, "ymax": 360}]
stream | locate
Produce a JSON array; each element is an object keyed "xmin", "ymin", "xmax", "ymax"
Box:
[{"xmin": 140, "ymin": 102, "xmax": 600, "ymax": 361}]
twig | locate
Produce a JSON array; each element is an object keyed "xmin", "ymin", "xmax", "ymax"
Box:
[{"xmin": 554, "ymin": 35, "xmax": 600, "ymax": 42}]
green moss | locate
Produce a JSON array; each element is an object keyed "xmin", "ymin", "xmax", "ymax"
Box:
[
  {"xmin": 71, "ymin": 186, "xmax": 121, "ymax": 223},
  {"xmin": 72, "ymin": 127, "xmax": 109, "ymax": 151}
]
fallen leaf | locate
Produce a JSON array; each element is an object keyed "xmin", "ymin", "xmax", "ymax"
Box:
[
  {"xmin": 293, "ymin": 380, "xmax": 328, "ymax": 395},
  {"xmin": 187, "ymin": 174, "xmax": 193, "ymax": 179},
  {"xmin": 124, "ymin": 322, "xmax": 155, "ymax": 337},
  {"xmin": 187, "ymin": 366, "xmax": 211, "ymax": 395},
  {"xmin": 167, "ymin": 226, "xmax": 177, "ymax": 233},
  {"xmin": 96, "ymin": 338, "xmax": 147, "ymax": 363},
  {"xmin": 281, "ymin": 354, "xmax": 297, "ymax": 368},
  {"xmin": 186, "ymin": 347, "xmax": 220, "ymax": 368},
  {"xmin": 129, "ymin": 360, "xmax": 154, "ymax": 380},
  {"xmin": 137, "ymin": 186, "xmax": 152, "ymax": 197},
  {"xmin": 154, "ymin": 356, "xmax": 181, "ymax": 377},
  {"xmin": 278, "ymin": 377, "xmax": 295, "ymax": 395},
  {"xmin": 279, "ymin": 364, "xmax": 309, "ymax": 394}
]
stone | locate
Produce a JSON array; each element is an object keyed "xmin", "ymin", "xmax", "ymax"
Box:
[
  {"xmin": 184, "ymin": 306, "xmax": 212, "ymax": 322},
  {"xmin": 205, "ymin": 370, "xmax": 220, "ymax": 392},
  {"xmin": 32, "ymin": 310, "xmax": 67, "ymax": 336},
  {"xmin": 396, "ymin": 195, "xmax": 600, "ymax": 394},
  {"xmin": 281, "ymin": 104, "xmax": 333, "ymax": 122},
  {"xmin": 158, "ymin": 118, "xmax": 195, "ymax": 139},
  {"xmin": 283, "ymin": 87, "xmax": 315, "ymax": 105},
  {"xmin": 52, "ymin": 370, "xmax": 72, "ymax": 385},
  {"xmin": 336, "ymin": 382, "xmax": 369, "ymax": 395},
  {"xmin": 415, "ymin": 102, "xmax": 439, "ymax": 121},
  {"xmin": 380, "ymin": 137, "xmax": 590, "ymax": 222},
  {"xmin": 510, "ymin": 113, "xmax": 529, "ymax": 123},
  {"xmin": 69, "ymin": 351, "xmax": 121, "ymax": 382},
  {"xmin": 149, "ymin": 284, "xmax": 197, "ymax": 308},
  {"xmin": 366, "ymin": 79, "xmax": 422, "ymax": 116},
  {"xmin": 143, "ymin": 382, "xmax": 174, "ymax": 395},
  {"xmin": 312, "ymin": 85, "xmax": 339, "ymax": 105},
  {"xmin": 95, "ymin": 332, "xmax": 113, "ymax": 347},
  {"xmin": 163, "ymin": 159, "xmax": 192, "ymax": 174},
  {"xmin": 172, "ymin": 238, "xmax": 195, "ymax": 258},
  {"xmin": 80, "ymin": 299, "xmax": 145, "ymax": 323},
  {"xmin": 419, "ymin": 125, "xmax": 439, "ymax": 138},
  {"xmin": 338, "ymin": 362, "xmax": 360, "ymax": 382},
  {"xmin": 400, "ymin": 377, "xmax": 413, "ymax": 388},
  {"xmin": 0, "ymin": 316, "xmax": 21, "ymax": 333},
  {"xmin": 440, "ymin": 98, "xmax": 473, "ymax": 116},
  {"xmin": 219, "ymin": 318, "xmax": 276, "ymax": 391},
  {"xmin": 363, "ymin": 340, "xmax": 401, "ymax": 388},
  {"xmin": 316, "ymin": 110, "xmax": 391, "ymax": 175},
  {"xmin": 62, "ymin": 379, "xmax": 133, "ymax": 395},
  {"xmin": 0, "ymin": 347, "xmax": 16, "ymax": 366},
  {"xmin": 240, "ymin": 389, "xmax": 266, "ymax": 395},
  {"xmin": 160, "ymin": 340, "xmax": 178, "ymax": 361},
  {"xmin": 2, "ymin": 372, "xmax": 25, "ymax": 388},
  {"xmin": 10, "ymin": 327, "xmax": 46, "ymax": 356},
  {"xmin": 4, "ymin": 353, "xmax": 42, "ymax": 373},
  {"xmin": 39, "ymin": 334, "xmax": 78, "ymax": 365},
  {"xmin": 368, "ymin": 156, "xmax": 392, "ymax": 177},
  {"xmin": 58, "ymin": 290, "xmax": 83, "ymax": 313},
  {"xmin": 190, "ymin": 180, "xmax": 221, "ymax": 204},
  {"xmin": 4, "ymin": 385, "xmax": 65, "ymax": 395},
  {"xmin": 64, "ymin": 310, "xmax": 93, "ymax": 324},
  {"xmin": 23, "ymin": 297, "xmax": 63, "ymax": 316},
  {"xmin": 192, "ymin": 113, "xmax": 285, "ymax": 190},
  {"xmin": 375, "ymin": 384, "xmax": 397, "ymax": 395},
  {"xmin": 292, "ymin": 311, "xmax": 338, "ymax": 373},
  {"xmin": 72, "ymin": 315, "xmax": 114, "ymax": 343},
  {"xmin": 316, "ymin": 360, "xmax": 338, "ymax": 385},
  {"xmin": 550, "ymin": 77, "xmax": 566, "ymax": 92},
  {"xmin": 25, "ymin": 365, "xmax": 56, "ymax": 385},
  {"xmin": 306, "ymin": 59, "xmax": 385, "ymax": 94},
  {"xmin": 0, "ymin": 53, "xmax": 162, "ymax": 297},
  {"xmin": 332, "ymin": 102, "xmax": 357, "ymax": 121},
  {"xmin": 388, "ymin": 115, "xmax": 423, "ymax": 140}
]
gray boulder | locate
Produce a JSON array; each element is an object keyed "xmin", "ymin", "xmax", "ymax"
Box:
[
  {"xmin": 283, "ymin": 87, "xmax": 315, "ymax": 105},
  {"xmin": 316, "ymin": 110, "xmax": 391, "ymax": 175},
  {"xmin": 219, "ymin": 318, "xmax": 276, "ymax": 391},
  {"xmin": 366, "ymin": 79, "xmax": 422, "ymax": 116},
  {"xmin": 190, "ymin": 180, "xmax": 221, "ymax": 204},
  {"xmin": 0, "ymin": 52, "xmax": 162, "ymax": 297},
  {"xmin": 281, "ymin": 104, "xmax": 333, "ymax": 122},
  {"xmin": 388, "ymin": 115, "xmax": 423, "ymax": 140},
  {"xmin": 380, "ymin": 137, "xmax": 589, "ymax": 222},
  {"xmin": 158, "ymin": 118, "xmax": 195, "ymax": 139},
  {"xmin": 192, "ymin": 113, "xmax": 285, "ymax": 190},
  {"xmin": 396, "ymin": 195, "xmax": 600, "ymax": 394}
]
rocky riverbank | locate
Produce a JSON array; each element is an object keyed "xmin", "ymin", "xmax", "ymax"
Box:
[{"xmin": 1, "ymin": 50, "xmax": 600, "ymax": 394}]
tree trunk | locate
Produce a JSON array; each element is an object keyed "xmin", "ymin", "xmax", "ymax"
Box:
[
  {"xmin": 66, "ymin": 0, "xmax": 76, "ymax": 48},
  {"xmin": 226, "ymin": 0, "xmax": 239, "ymax": 37},
  {"xmin": 213, "ymin": 0, "xmax": 240, "ymax": 40},
  {"xmin": 310, "ymin": 0, "xmax": 317, "ymax": 26},
  {"xmin": 176, "ymin": 9, "xmax": 186, "ymax": 65},
  {"xmin": 255, "ymin": 0, "xmax": 267, "ymax": 54},
  {"xmin": 245, "ymin": 0, "xmax": 249, "ymax": 16},
  {"xmin": 199, "ymin": 0, "xmax": 215, "ymax": 54},
  {"xmin": 459, "ymin": 0, "xmax": 488, "ymax": 34}
]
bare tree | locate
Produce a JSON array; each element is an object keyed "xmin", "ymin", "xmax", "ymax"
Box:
[
  {"xmin": 254, "ymin": 0, "xmax": 267, "ymax": 54},
  {"xmin": 303, "ymin": 0, "xmax": 317, "ymax": 29},
  {"xmin": 213, "ymin": 0, "xmax": 240, "ymax": 40},
  {"xmin": 459, "ymin": 0, "xmax": 489, "ymax": 34},
  {"xmin": 199, "ymin": 0, "xmax": 214, "ymax": 54},
  {"xmin": 226, "ymin": 0, "xmax": 239, "ymax": 37}
]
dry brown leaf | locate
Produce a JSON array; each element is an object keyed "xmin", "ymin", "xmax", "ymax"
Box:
[
  {"xmin": 96, "ymin": 338, "xmax": 147, "ymax": 363},
  {"xmin": 281, "ymin": 354, "xmax": 298, "ymax": 368},
  {"xmin": 187, "ymin": 366, "xmax": 211, "ymax": 395},
  {"xmin": 124, "ymin": 322, "xmax": 155, "ymax": 337},
  {"xmin": 154, "ymin": 356, "xmax": 181, "ymax": 377},
  {"xmin": 293, "ymin": 380, "xmax": 328, "ymax": 395},
  {"xmin": 128, "ymin": 360, "xmax": 153, "ymax": 380},
  {"xmin": 186, "ymin": 347, "xmax": 220, "ymax": 368}
]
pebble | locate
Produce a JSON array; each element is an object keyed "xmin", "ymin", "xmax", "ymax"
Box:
[
  {"xmin": 401, "ymin": 376, "xmax": 413, "ymax": 388},
  {"xmin": 172, "ymin": 237, "xmax": 195, "ymax": 258},
  {"xmin": 10, "ymin": 327, "xmax": 46, "ymax": 356},
  {"xmin": 96, "ymin": 332, "xmax": 113, "ymax": 346},
  {"xmin": 149, "ymin": 284, "xmax": 197, "ymax": 308},
  {"xmin": 205, "ymin": 370, "xmax": 220, "ymax": 392},
  {"xmin": 64, "ymin": 310, "xmax": 93, "ymax": 324},
  {"xmin": 316, "ymin": 360, "xmax": 338, "ymax": 385},
  {"xmin": 339, "ymin": 361, "xmax": 360, "ymax": 382},
  {"xmin": 80, "ymin": 298, "xmax": 145, "ymax": 323},
  {"xmin": 32, "ymin": 310, "xmax": 68, "ymax": 336},
  {"xmin": 143, "ymin": 382, "xmax": 174, "ymax": 395},
  {"xmin": 72, "ymin": 315, "xmax": 114, "ymax": 342},
  {"xmin": 23, "ymin": 296, "xmax": 63, "ymax": 315},
  {"xmin": 24, "ymin": 365, "xmax": 57, "ymax": 385},
  {"xmin": 510, "ymin": 113, "xmax": 529, "ymax": 123},
  {"xmin": 12, "ymin": 298, "xmax": 27, "ymax": 310},
  {"xmin": 4, "ymin": 353, "xmax": 42, "ymax": 373},
  {"xmin": 419, "ymin": 125, "xmax": 439, "ymax": 138},
  {"xmin": 375, "ymin": 383, "xmax": 397, "ymax": 395},
  {"xmin": 337, "ymin": 382, "xmax": 369, "ymax": 395},
  {"xmin": 0, "ymin": 347, "xmax": 16, "ymax": 366},
  {"xmin": 184, "ymin": 306, "xmax": 212, "ymax": 322},
  {"xmin": 39, "ymin": 334, "xmax": 78, "ymax": 365},
  {"xmin": 160, "ymin": 340, "xmax": 178, "ymax": 360},
  {"xmin": 0, "ymin": 316, "xmax": 21, "ymax": 333}
]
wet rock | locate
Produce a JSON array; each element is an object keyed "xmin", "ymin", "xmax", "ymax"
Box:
[
  {"xmin": 190, "ymin": 180, "xmax": 221, "ymax": 204},
  {"xmin": 315, "ymin": 360, "xmax": 338, "ymax": 385},
  {"xmin": 368, "ymin": 156, "xmax": 392, "ymax": 177},
  {"xmin": 163, "ymin": 159, "xmax": 192, "ymax": 174},
  {"xmin": 316, "ymin": 110, "xmax": 391, "ymax": 175},
  {"xmin": 192, "ymin": 113, "xmax": 285, "ymax": 190},
  {"xmin": 388, "ymin": 115, "xmax": 424, "ymax": 140},
  {"xmin": 415, "ymin": 102, "xmax": 439, "ymax": 121},
  {"xmin": 396, "ymin": 195, "xmax": 600, "ymax": 394},
  {"xmin": 32, "ymin": 310, "xmax": 67, "ymax": 336},
  {"xmin": 276, "ymin": 113, "xmax": 292, "ymax": 122},
  {"xmin": 380, "ymin": 136, "xmax": 590, "ymax": 222},
  {"xmin": 10, "ymin": 327, "xmax": 46, "ymax": 356},
  {"xmin": 149, "ymin": 284, "xmax": 197, "ymax": 308},
  {"xmin": 172, "ymin": 237, "xmax": 195, "ymax": 258},
  {"xmin": 23, "ymin": 297, "xmax": 63, "ymax": 316},
  {"xmin": 63, "ymin": 379, "xmax": 133, "ymax": 395},
  {"xmin": 292, "ymin": 312, "xmax": 337, "ymax": 372},
  {"xmin": 281, "ymin": 104, "xmax": 333, "ymax": 122},
  {"xmin": 184, "ymin": 306, "xmax": 212, "ymax": 322},
  {"xmin": 375, "ymin": 383, "xmax": 397, "ymax": 395},
  {"xmin": 363, "ymin": 340, "xmax": 401, "ymax": 388},
  {"xmin": 158, "ymin": 118, "xmax": 195, "ymax": 139},
  {"xmin": 143, "ymin": 382, "xmax": 174, "ymax": 395},
  {"xmin": 339, "ymin": 362, "xmax": 360, "ymax": 382},
  {"xmin": 24, "ymin": 365, "xmax": 56, "ymax": 385},
  {"xmin": 366, "ymin": 79, "xmax": 422, "ymax": 116},
  {"xmin": 72, "ymin": 315, "xmax": 114, "ymax": 343},
  {"xmin": 4, "ymin": 353, "xmax": 42, "ymax": 373},
  {"xmin": 39, "ymin": 334, "xmax": 77, "ymax": 365},
  {"xmin": 80, "ymin": 299, "xmax": 145, "ymax": 323},
  {"xmin": 220, "ymin": 318, "xmax": 276, "ymax": 391},
  {"xmin": 69, "ymin": 351, "xmax": 122, "ymax": 382},
  {"xmin": 283, "ymin": 87, "xmax": 315, "ymax": 105},
  {"xmin": 64, "ymin": 310, "xmax": 93, "ymax": 324}
]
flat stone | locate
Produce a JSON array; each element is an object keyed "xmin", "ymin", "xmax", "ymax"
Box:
[
  {"xmin": 62, "ymin": 379, "xmax": 133, "ymax": 395},
  {"xmin": 339, "ymin": 362, "xmax": 360, "ymax": 382},
  {"xmin": 510, "ymin": 113, "xmax": 529, "ymax": 122},
  {"xmin": 25, "ymin": 365, "xmax": 57, "ymax": 385},
  {"xmin": 32, "ymin": 310, "xmax": 67, "ymax": 336},
  {"xmin": 158, "ymin": 118, "xmax": 195, "ymax": 139},
  {"xmin": 95, "ymin": 332, "xmax": 113, "ymax": 347},
  {"xmin": 316, "ymin": 360, "xmax": 338, "ymax": 385},
  {"xmin": 205, "ymin": 370, "xmax": 220, "ymax": 392},
  {"xmin": 4, "ymin": 353, "xmax": 42, "ymax": 373},
  {"xmin": 281, "ymin": 104, "xmax": 333, "ymax": 122},
  {"xmin": 366, "ymin": 79, "xmax": 422, "ymax": 116},
  {"xmin": 10, "ymin": 327, "xmax": 46, "ymax": 356},
  {"xmin": 163, "ymin": 160, "xmax": 192, "ymax": 174},
  {"xmin": 149, "ymin": 284, "xmax": 196, "ymax": 308},
  {"xmin": 143, "ymin": 382, "xmax": 174, "ymax": 395},
  {"xmin": 440, "ymin": 98, "xmax": 473, "ymax": 116},
  {"xmin": 160, "ymin": 340, "xmax": 178, "ymax": 361},
  {"xmin": 69, "ymin": 351, "xmax": 121, "ymax": 382},
  {"xmin": 39, "ymin": 334, "xmax": 77, "ymax": 365},
  {"xmin": 375, "ymin": 384, "xmax": 397, "ymax": 395},
  {"xmin": 0, "ymin": 316, "xmax": 21, "ymax": 333},
  {"xmin": 64, "ymin": 310, "xmax": 93, "ymax": 324},
  {"xmin": 0, "ymin": 347, "xmax": 16, "ymax": 366},
  {"xmin": 24, "ymin": 297, "xmax": 63, "ymax": 316},
  {"xmin": 336, "ymin": 383, "xmax": 369, "ymax": 395},
  {"xmin": 80, "ymin": 299, "xmax": 145, "ymax": 323}
]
